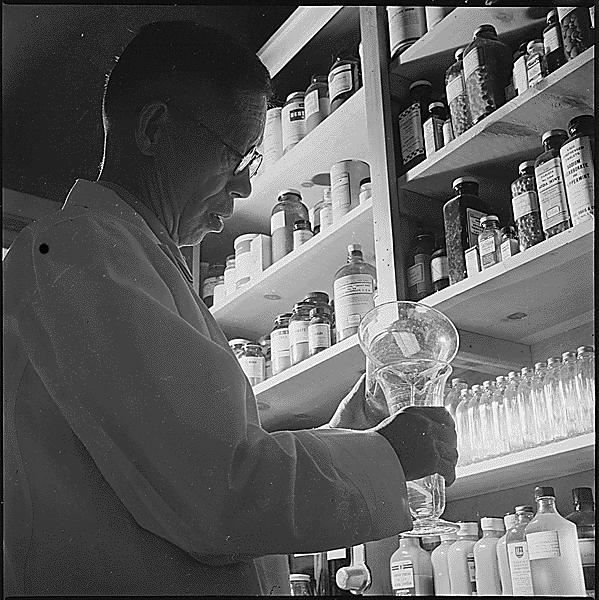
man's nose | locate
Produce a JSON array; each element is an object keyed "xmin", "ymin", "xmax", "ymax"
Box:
[{"xmin": 228, "ymin": 168, "xmax": 253, "ymax": 200}]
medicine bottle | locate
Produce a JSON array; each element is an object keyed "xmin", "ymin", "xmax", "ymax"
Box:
[
  {"xmin": 328, "ymin": 56, "xmax": 361, "ymax": 113},
  {"xmin": 526, "ymin": 39, "xmax": 549, "ymax": 87},
  {"xmin": 431, "ymin": 532, "xmax": 457, "ymax": 595},
  {"xmin": 293, "ymin": 220, "xmax": 313, "ymax": 250},
  {"xmin": 557, "ymin": 7, "xmax": 593, "ymax": 61},
  {"xmin": 559, "ymin": 115, "xmax": 595, "ymax": 226},
  {"xmin": 303, "ymin": 291, "xmax": 330, "ymax": 310},
  {"xmin": 387, "ymin": 7, "xmax": 427, "ymax": 59},
  {"xmin": 407, "ymin": 229, "xmax": 435, "ymax": 301},
  {"xmin": 308, "ymin": 307, "xmax": 332, "ymax": 356},
  {"xmin": 270, "ymin": 313, "xmax": 292, "ymax": 375},
  {"xmin": 398, "ymin": 80, "xmax": 432, "ymax": 174},
  {"xmin": 512, "ymin": 42, "xmax": 529, "ymax": 97},
  {"xmin": 320, "ymin": 187, "xmax": 333, "ymax": 232},
  {"xmin": 442, "ymin": 118, "xmax": 454, "ymax": 146},
  {"xmin": 445, "ymin": 48, "xmax": 473, "ymax": 137},
  {"xmin": 212, "ymin": 275, "xmax": 226, "ymax": 307},
  {"xmin": 281, "ymin": 92, "xmax": 305, "ymax": 155},
  {"xmin": 239, "ymin": 343, "xmax": 265, "ymax": 387},
  {"xmin": 500, "ymin": 226, "xmax": 520, "ymax": 261},
  {"xmin": 271, "ymin": 190, "xmax": 309, "ymax": 263},
  {"xmin": 228, "ymin": 338, "xmax": 251, "ymax": 359},
  {"xmin": 258, "ymin": 334, "xmax": 272, "ymax": 379},
  {"xmin": 543, "ymin": 10, "xmax": 567, "ymax": 74},
  {"xmin": 430, "ymin": 236, "xmax": 450, "ymax": 292},
  {"xmin": 496, "ymin": 513, "xmax": 518, "ymax": 596},
  {"xmin": 289, "ymin": 573, "xmax": 314, "ymax": 596},
  {"xmin": 510, "ymin": 160, "xmax": 545, "ymax": 251},
  {"xmin": 310, "ymin": 201, "xmax": 323, "ymax": 235},
  {"xmin": 423, "ymin": 102, "xmax": 446, "ymax": 157},
  {"xmin": 473, "ymin": 517, "xmax": 504, "ymax": 596},
  {"xmin": 305, "ymin": 75, "xmax": 330, "ymax": 134},
  {"xmin": 534, "ymin": 129, "xmax": 571, "ymax": 238},
  {"xmin": 289, "ymin": 303, "xmax": 313, "ymax": 365},
  {"xmin": 447, "ymin": 522, "xmax": 479, "ymax": 595}
]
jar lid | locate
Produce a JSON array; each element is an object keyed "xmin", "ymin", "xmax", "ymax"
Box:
[
  {"xmin": 480, "ymin": 215, "xmax": 499, "ymax": 225},
  {"xmin": 225, "ymin": 254, "xmax": 235, "ymax": 264},
  {"xmin": 495, "ymin": 375, "xmax": 505, "ymax": 383},
  {"xmin": 500, "ymin": 225, "xmax": 517, "ymax": 236},
  {"xmin": 562, "ymin": 350, "xmax": 576, "ymax": 360},
  {"xmin": 293, "ymin": 219, "xmax": 311, "ymax": 230},
  {"xmin": 547, "ymin": 9, "xmax": 557, "ymax": 21},
  {"xmin": 518, "ymin": 160, "xmax": 536, "ymax": 173},
  {"xmin": 428, "ymin": 102, "xmax": 445, "ymax": 111},
  {"xmin": 360, "ymin": 177, "xmax": 371, "ymax": 186},
  {"xmin": 474, "ymin": 24, "xmax": 498, "ymax": 36},
  {"xmin": 310, "ymin": 74, "xmax": 328, "ymax": 83},
  {"xmin": 577, "ymin": 345, "xmax": 595, "ymax": 354},
  {"xmin": 534, "ymin": 486, "xmax": 555, "ymax": 499},
  {"xmin": 289, "ymin": 574, "xmax": 311, "ymax": 582},
  {"xmin": 457, "ymin": 522, "xmax": 479, "ymax": 536},
  {"xmin": 410, "ymin": 80, "xmax": 432, "ymax": 90},
  {"xmin": 304, "ymin": 291, "xmax": 330, "ymax": 303},
  {"xmin": 541, "ymin": 129, "xmax": 568, "ymax": 144},
  {"xmin": 243, "ymin": 342, "xmax": 262, "ymax": 351},
  {"xmin": 534, "ymin": 361, "xmax": 547, "ymax": 369},
  {"xmin": 526, "ymin": 39, "xmax": 543, "ymax": 51},
  {"xmin": 278, "ymin": 189, "xmax": 302, "ymax": 199},
  {"xmin": 292, "ymin": 302, "xmax": 313, "ymax": 313},
  {"xmin": 229, "ymin": 338, "xmax": 252, "ymax": 346},
  {"xmin": 285, "ymin": 91, "xmax": 305, "ymax": 102},
  {"xmin": 348, "ymin": 243, "xmax": 363, "ymax": 253},
  {"xmin": 481, "ymin": 517, "xmax": 505, "ymax": 531},
  {"xmin": 275, "ymin": 312, "xmax": 293, "ymax": 323},
  {"xmin": 309, "ymin": 306, "xmax": 331, "ymax": 318},
  {"xmin": 234, "ymin": 233, "xmax": 259, "ymax": 246},
  {"xmin": 455, "ymin": 47, "xmax": 465, "ymax": 61},
  {"xmin": 568, "ymin": 115, "xmax": 595, "ymax": 135},
  {"xmin": 515, "ymin": 505, "xmax": 535, "ymax": 513},
  {"xmin": 546, "ymin": 357, "xmax": 561, "ymax": 365},
  {"xmin": 440, "ymin": 532, "xmax": 458, "ymax": 541},
  {"xmin": 572, "ymin": 487, "xmax": 594, "ymax": 505},
  {"xmin": 451, "ymin": 378, "xmax": 467, "ymax": 385},
  {"xmin": 452, "ymin": 176, "xmax": 479, "ymax": 188}
]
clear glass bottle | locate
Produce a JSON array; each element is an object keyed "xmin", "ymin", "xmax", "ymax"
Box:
[
  {"xmin": 534, "ymin": 130, "xmax": 572, "ymax": 238},
  {"xmin": 455, "ymin": 388, "xmax": 473, "ymax": 466},
  {"xmin": 477, "ymin": 380, "xmax": 496, "ymax": 460},
  {"xmin": 406, "ymin": 229, "xmax": 435, "ymax": 301},
  {"xmin": 575, "ymin": 345, "xmax": 595, "ymax": 433},
  {"xmin": 505, "ymin": 371, "xmax": 525, "ymax": 452},
  {"xmin": 466, "ymin": 384, "xmax": 482, "ymax": 463},
  {"xmin": 328, "ymin": 56, "xmax": 361, "ymax": 113},
  {"xmin": 271, "ymin": 190, "xmax": 309, "ymax": 263},
  {"xmin": 510, "ymin": 160, "xmax": 545, "ymax": 251},
  {"xmin": 444, "ymin": 378, "xmax": 468, "ymax": 422},
  {"xmin": 289, "ymin": 573, "xmax": 314, "ymax": 596},
  {"xmin": 474, "ymin": 517, "xmax": 504, "ymax": 596},
  {"xmin": 431, "ymin": 532, "xmax": 458, "ymax": 596},
  {"xmin": 308, "ymin": 307, "xmax": 332, "ymax": 356},
  {"xmin": 445, "ymin": 47, "xmax": 473, "ymax": 136},
  {"xmin": 530, "ymin": 362, "xmax": 551, "ymax": 445},
  {"xmin": 390, "ymin": 535, "xmax": 434, "ymax": 596},
  {"xmin": 333, "ymin": 244, "xmax": 376, "ymax": 341},
  {"xmin": 512, "ymin": 42, "xmax": 529, "ymax": 97},
  {"xmin": 447, "ymin": 522, "xmax": 479, "ymax": 596},
  {"xmin": 557, "ymin": 7, "xmax": 593, "ymax": 61},
  {"xmin": 525, "ymin": 486, "xmax": 586, "ymax": 597},
  {"xmin": 543, "ymin": 357, "xmax": 568, "ymax": 441},
  {"xmin": 289, "ymin": 303, "xmax": 313, "ymax": 366},
  {"xmin": 398, "ymin": 80, "xmax": 433, "ymax": 174},
  {"xmin": 293, "ymin": 219, "xmax": 313, "ymax": 250},
  {"xmin": 516, "ymin": 367, "xmax": 537, "ymax": 448},
  {"xmin": 423, "ymin": 102, "xmax": 446, "ymax": 157},
  {"xmin": 560, "ymin": 351, "xmax": 584, "ymax": 437},
  {"xmin": 310, "ymin": 200, "xmax": 323, "ymax": 236},
  {"xmin": 500, "ymin": 225, "xmax": 520, "ymax": 261},
  {"xmin": 270, "ymin": 313, "xmax": 292, "ymax": 376},
  {"xmin": 544, "ymin": 9, "xmax": 567, "ymax": 74},
  {"xmin": 506, "ymin": 505, "xmax": 535, "ymax": 596},
  {"xmin": 496, "ymin": 513, "xmax": 518, "ymax": 596},
  {"xmin": 320, "ymin": 187, "xmax": 333, "ymax": 232},
  {"xmin": 526, "ymin": 39, "xmax": 549, "ymax": 87},
  {"xmin": 304, "ymin": 74, "xmax": 330, "ymax": 134},
  {"xmin": 430, "ymin": 235, "xmax": 450, "ymax": 292},
  {"xmin": 478, "ymin": 215, "xmax": 502, "ymax": 270},
  {"xmin": 443, "ymin": 177, "xmax": 491, "ymax": 285},
  {"xmin": 239, "ymin": 343, "xmax": 265, "ymax": 387},
  {"xmin": 491, "ymin": 375, "xmax": 510, "ymax": 456},
  {"xmin": 560, "ymin": 115, "xmax": 595, "ymax": 227},
  {"xmin": 463, "ymin": 24, "xmax": 513, "ymax": 124}
]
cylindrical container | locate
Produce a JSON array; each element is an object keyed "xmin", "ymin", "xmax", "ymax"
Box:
[
  {"xmin": 463, "ymin": 25, "xmax": 512, "ymax": 124},
  {"xmin": 526, "ymin": 39, "xmax": 549, "ymax": 87},
  {"xmin": 223, "ymin": 255, "xmax": 236, "ymax": 297},
  {"xmin": 445, "ymin": 48, "xmax": 473, "ymax": 137},
  {"xmin": 478, "ymin": 215, "xmax": 502, "ymax": 270},
  {"xmin": 320, "ymin": 187, "xmax": 333, "ymax": 232},
  {"xmin": 359, "ymin": 178, "xmax": 372, "ymax": 205},
  {"xmin": 447, "ymin": 522, "xmax": 479, "ymax": 596},
  {"xmin": 212, "ymin": 275, "xmax": 226, "ymax": 306},
  {"xmin": 544, "ymin": 9, "xmax": 567, "ymax": 74},
  {"xmin": 575, "ymin": 346, "xmax": 595, "ymax": 433},
  {"xmin": 271, "ymin": 190, "xmax": 309, "ymax": 263},
  {"xmin": 239, "ymin": 343, "xmax": 265, "ymax": 387},
  {"xmin": 442, "ymin": 118, "xmax": 454, "ymax": 145},
  {"xmin": 293, "ymin": 220, "xmax": 313, "ymax": 250},
  {"xmin": 262, "ymin": 107, "xmax": 283, "ymax": 171},
  {"xmin": 425, "ymin": 6, "xmax": 453, "ymax": 30},
  {"xmin": 201, "ymin": 264, "xmax": 225, "ymax": 308},
  {"xmin": 534, "ymin": 129, "xmax": 571, "ymax": 238},
  {"xmin": 282, "ymin": 92, "xmax": 306, "ymax": 154},
  {"xmin": 406, "ymin": 229, "xmax": 435, "ymax": 300},
  {"xmin": 511, "ymin": 160, "xmax": 545, "ymax": 251},
  {"xmin": 512, "ymin": 42, "xmax": 529, "ymax": 97},
  {"xmin": 423, "ymin": 102, "xmax": 446, "ymax": 157},
  {"xmin": 500, "ymin": 226, "xmax": 520, "ymax": 261},
  {"xmin": 308, "ymin": 307, "xmax": 332, "ymax": 356},
  {"xmin": 473, "ymin": 517, "xmax": 504, "ymax": 596},
  {"xmin": 560, "ymin": 115, "xmax": 595, "ymax": 226},
  {"xmin": 387, "ymin": 7, "xmax": 427, "ymax": 59},
  {"xmin": 305, "ymin": 75, "xmax": 330, "ymax": 134},
  {"xmin": 431, "ymin": 532, "xmax": 457, "ymax": 595},
  {"xmin": 303, "ymin": 291, "xmax": 330, "ymax": 309},
  {"xmin": 543, "ymin": 357, "xmax": 569, "ymax": 442},
  {"xmin": 390, "ymin": 535, "xmax": 434, "ymax": 596},
  {"xmin": 398, "ymin": 80, "xmax": 432, "ymax": 173},
  {"xmin": 234, "ymin": 234, "xmax": 258, "ymax": 289},
  {"xmin": 270, "ymin": 313, "xmax": 292, "ymax": 375},
  {"xmin": 560, "ymin": 350, "xmax": 584, "ymax": 437},
  {"xmin": 289, "ymin": 302, "xmax": 313, "ymax": 365},
  {"xmin": 310, "ymin": 201, "xmax": 323, "ymax": 235},
  {"xmin": 228, "ymin": 338, "xmax": 252, "ymax": 359},
  {"xmin": 506, "ymin": 505, "xmax": 535, "ymax": 596},
  {"xmin": 290, "ymin": 573, "xmax": 314, "ymax": 596},
  {"xmin": 558, "ymin": 6, "xmax": 593, "ymax": 61},
  {"xmin": 496, "ymin": 513, "xmax": 518, "ymax": 596},
  {"xmin": 257, "ymin": 334, "xmax": 272, "ymax": 379},
  {"xmin": 328, "ymin": 56, "xmax": 361, "ymax": 113},
  {"xmin": 330, "ymin": 160, "xmax": 371, "ymax": 223}
]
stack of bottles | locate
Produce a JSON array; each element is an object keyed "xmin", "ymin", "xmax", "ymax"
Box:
[{"xmin": 444, "ymin": 345, "xmax": 595, "ymax": 466}]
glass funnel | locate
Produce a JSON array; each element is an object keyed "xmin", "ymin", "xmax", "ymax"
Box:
[{"xmin": 358, "ymin": 301, "xmax": 460, "ymax": 536}]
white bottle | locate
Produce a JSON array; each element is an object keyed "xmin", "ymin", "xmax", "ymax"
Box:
[
  {"xmin": 525, "ymin": 486, "xmax": 587, "ymax": 597},
  {"xmin": 447, "ymin": 522, "xmax": 479, "ymax": 596},
  {"xmin": 431, "ymin": 532, "xmax": 457, "ymax": 595},
  {"xmin": 496, "ymin": 513, "xmax": 518, "ymax": 596},
  {"xmin": 390, "ymin": 535, "xmax": 434, "ymax": 596},
  {"xmin": 474, "ymin": 517, "xmax": 505, "ymax": 596}
]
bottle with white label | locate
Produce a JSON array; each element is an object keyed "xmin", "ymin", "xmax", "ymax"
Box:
[
  {"xmin": 543, "ymin": 10, "xmax": 567, "ymax": 74},
  {"xmin": 271, "ymin": 190, "xmax": 309, "ymax": 263},
  {"xmin": 431, "ymin": 532, "xmax": 457, "ymax": 595},
  {"xmin": 320, "ymin": 187, "xmax": 334, "ymax": 232},
  {"xmin": 407, "ymin": 229, "xmax": 435, "ymax": 301},
  {"xmin": 304, "ymin": 75, "xmax": 330, "ymax": 134},
  {"xmin": 398, "ymin": 80, "xmax": 432, "ymax": 174},
  {"xmin": 387, "ymin": 6, "xmax": 427, "ymax": 59},
  {"xmin": 293, "ymin": 220, "xmax": 313, "ymax": 250},
  {"xmin": 474, "ymin": 517, "xmax": 504, "ymax": 596},
  {"xmin": 281, "ymin": 92, "xmax": 305, "ymax": 155},
  {"xmin": 333, "ymin": 244, "xmax": 376, "ymax": 341},
  {"xmin": 330, "ymin": 160, "xmax": 371, "ymax": 223},
  {"xmin": 328, "ymin": 56, "xmax": 361, "ymax": 113},
  {"xmin": 390, "ymin": 535, "xmax": 434, "ymax": 596},
  {"xmin": 506, "ymin": 506, "xmax": 535, "ymax": 596},
  {"xmin": 447, "ymin": 522, "xmax": 479, "ymax": 595},
  {"xmin": 534, "ymin": 129, "xmax": 572, "ymax": 238},
  {"xmin": 423, "ymin": 102, "xmax": 446, "ymax": 157},
  {"xmin": 262, "ymin": 107, "xmax": 283, "ymax": 172},
  {"xmin": 239, "ymin": 343, "xmax": 265, "ymax": 387},
  {"xmin": 270, "ymin": 313, "xmax": 292, "ymax": 375},
  {"xmin": 496, "ymin": 513, "xmax": 518, "ymax": 596},
  {"xmin": 512, "ymin": 42, "xmax": 529, "ymax": 97},
  {"xmin": 430, "ymin": 236, "xmax": 450, "ymax": 292},
  {"xmin": 525, "ymin": 486, "xmax": 586, "ymax": 596},
  {"xmin": 526, "ymin": 39, "xmax": 549, "ymax": 88},
  {"xmin": 560, "ymin": 115, "xmax": 595, "ymax": 226},
  {"xmin": 478, "ymin": 215, "xmax": 502, "ymax": 270},
  {"xmin": 308, "ymin": 307, "xmax": 332, "ymax": 356},
  {"xmin": 288, "ymin": 303, "xmax": 313, "ymax": 366}
]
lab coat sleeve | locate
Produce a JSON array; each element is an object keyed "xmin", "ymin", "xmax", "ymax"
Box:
[{"xmin": 19, "ymin": 215, "xmax": 411, "ymax": 565}]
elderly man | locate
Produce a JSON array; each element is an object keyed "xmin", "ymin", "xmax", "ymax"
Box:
[{"xmin": 3, "ymin": 21, "xmax": 457, "ymax": 596}]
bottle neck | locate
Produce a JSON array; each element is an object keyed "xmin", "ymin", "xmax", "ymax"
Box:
[
  {"xmin": 458, "ymin": 535, "xmax": 478, "ymax": 542},
  {"xmin": 400, "ymin": 537, "xmax": 420, "ymax": 548},
  {"xmin": 348, "ymin": 252, "xmax": 364, "ymax": 263},
  {"xmin": 536, "ymin": 497, "xmax": 557, "ymax": 514}
]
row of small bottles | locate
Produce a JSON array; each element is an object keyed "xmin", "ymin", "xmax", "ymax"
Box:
[
  {"xmin": 389, "ymin": 486, "xmax": 594, "ymax": 597},
  {"xmin": 444, "ymin": 345, "xmax": 595, "ymax": 467}
]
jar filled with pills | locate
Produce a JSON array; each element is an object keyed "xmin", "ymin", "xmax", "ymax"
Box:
[{"xmin": 239, "ymin": 343, "xmax": 265, "ymax": 387}]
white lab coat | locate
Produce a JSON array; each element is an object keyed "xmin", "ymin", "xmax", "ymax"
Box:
[{"xmin": 3, "ymin": 179, "xmax": 411, "ymax": 596}]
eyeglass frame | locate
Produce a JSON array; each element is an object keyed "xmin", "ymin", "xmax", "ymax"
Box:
[{"xmin": 162, "ymin": 101, "xmax": 263, "ymax": 178}]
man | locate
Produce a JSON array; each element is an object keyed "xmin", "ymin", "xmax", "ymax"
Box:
[{"xmin": 3, "ymin": 21, "xmax": 458, "ymax": 596}]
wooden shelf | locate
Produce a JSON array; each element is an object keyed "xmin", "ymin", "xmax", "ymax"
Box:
[{"xmin": 448, "ymin": 433, "xmax": 595, "ymax": 501}]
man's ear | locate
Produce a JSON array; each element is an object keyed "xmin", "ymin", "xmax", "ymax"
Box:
[{"xmin": 135, "ymin": 100, "xmax": 167, "ymax": 156}]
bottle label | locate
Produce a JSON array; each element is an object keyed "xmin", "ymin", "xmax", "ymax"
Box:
[
  {"xmin": 332, "ymin": 172, "xmax": 351, "ymax": 212},
  {"xmin": 407, "ymin": 262, "xmax": 425, "ymax": 287},
  {"xmin": 264, "ymin": 108, "xmax": 283, "ymax": 167},
  {"xmin": 467, "ymin": 552, "xmax": 477, "ymax": 593},
  {"xmin": 399, "ymin": 103, "xmax": 425, "ymax": 165},
  {"xmin": 512, "ymin": 191, "xmax": 539, "ymax": 220},
  {"xmin": 443, "ymin": 119, "xmax": 454, "ymax": 145},
  {"xmin": 390, "ymin": 559, "xmax": 415, "ymax": 594},
  {"xmin": 446, "ymin": 75, "xmax": 465, "ymax": 105},
  {"xmin": 431, "ymin": 255, "xmax": 449, "ymax": 282},
  {"xmin": 408, "ymin": 253, "xmax": 433, "ymax": 297},
  {"xmin": 304, "ymin": 89, "xmax": 320, "ymax": 119},
  {"xmin": 579, "ymin": 537, "xmax": 595, "ymax": 565},
  {"xmin": 334, "ymin": 274, "xmax": 375, "ymax": 329},
  {"xmin": 327, "ymin": 548, "xmax": 347, "ymax": 560},
  {"xmin": 479, "ymin": 235, "xmax": 499, "ymax": 268},
  {"xmin": 543, "ymin": 26, "xmax": 563, "ymax": 54},
  {"xmin": 282, "ymin": 101, "xmax": 305, "ymax": 148},
  {"xmin": 527, "ymin": 55, "xmax": 544, "ymax": 87},
  {"xmin": 463, "ymin": 46, "xmax": 484, "ymax": 80},
  {"xmin": 270, "ymin": 328, "xmax": 290, "ymax": 361},
  {"xmin": 501, "ymin": 238, "xmax": 519, "ymax": 261},
  {"xmin": 239, "ymin": 356, "xmax": 265, "ymax": 380},
  {"xmin": 466, "ymin": 208, "xmax": 488, "ymax": 249},
  {"xmin": 535, "ymin": 157, "xmax": 570, "ymax": 230},
  {"xmin": 465, "ymin": 247, "xmax": 481, "ymax": 277},
  {"xmin": 288, "ymin": 320, "xmax": 309, "ymax": 344},
  {"xmin": 388, "ymin": 6, "xmax": 426, "ymax": 51},
  {"xmin": 320, "ymin": 203, "xmax": 333, "ymax": 230},
  {"xmin": 507, "ymin": 541, "xmax": 534, "ymax": 596},
  {"xmin": 293, "ymin": 229, "xmax": 313, "ymax": 248},
  {"xmin": 559, "ymin": 136, "xmax": 595, "ymax": 226},
  {"xmin": 423, "ymin": 116, "xmax": 445, "ymax": 156},
  {"xmin": 271, "ymin": 211, "xmax": 286, "ymax": 234},
  {"xmin": 527, "ymin": 530, "xmax": 561, "ymax": 560},
  {"xmin": 513, "ymin": 55, "xmax": 529, "ymax": 95},
  {"xmin": 329, "ymin": 65, "xmax": 354, "ymax": 101},
  {"xmin": 309, "ymin": 323, "xmax": 331, "ymax": 350}
]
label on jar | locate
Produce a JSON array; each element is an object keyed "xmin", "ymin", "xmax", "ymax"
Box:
[
  {"xmin": 334, "ymin": 274, "xmax": 375, "ymax": 329},
  {"xmin": 239, "ymin": 356, "xmax": 265, "ymax": 381},
  {"xmin": 527, "ymin": 55, "xmax": 544, "ymax": 87},
  {"xmin": 407, "ymin": 262, "xmax": 425, "ymax": 287},
  {"xmin": 271, "ymin": 211, "xmax": 287, "ymax": 235},
  {"xmin": 423, "ymin": 116, "xmax": 444, "ymax": 156},
  {"xmin": 431, "ymin": 255, "xmax": 449, "ymax": 282},
  {"xmin": 293, "ymin": 229, "xmax": 313, "ymax": 249},
  {"xmin": 466, "ymin": 208, "xmax": 488, "ymax": 249},
  {"xmin": 501, "ymin": 238, "xmax": 519, "ymax": 261},
  {"xmin": 390, "ymin": 560, "xmax": 415, "ymax": 595},
  {"xmin": 512, "ymin": 191, "xmax": 539, "ymax": 220},
  {"xmin": 329, "ymin": 65, "xmax": 353, "ymax": 102},
  {"xmin": 560, "ymin": 136, "xmax": 595, "ymax": 226},
  {"xmin": 463, "ymin": 46, "xmax": 484, "ymax": 80},
  {"xmin": 527, "ymin": 530, "xmax": 561, "ymax": 560},
  {"xmin": 446, "ymin": 75, "xmax": 465, "ymax": 105},
  {"xmin": 408, "ymin": 253, "xmax": 432, "ymax": 298},
  {"xmin": 288, "ymin": 320, "xmax": 309, "ymax": 344},
  {"xmin": 543, "ymin": 26, "xmax": 563, "ymax": 54},
  {"xmin": 399, "ymin": 103, "xmax": 425, "ymax": 165},
  {"xmin": 308, "ymin": 323, "xmax": 331, "ymax": 351},
  {"xmin": 465, "ymin": 246, "xmax": 481, "ymax": 277},
  {"xmin": 535, "ymin": 157, "xmax": 570, "ymax": 230},
  {"xmin": 579, "ymin": 537, "xmax": 595, "ymax": 565},
  {"xmin": 271, "ymin": 329, "xmax": 290, "ymax": 374},
  {"xmin": 513, "ymin": 55, "xmax": 529, "ymax": 95},
  {"xmin": 388, "ymin": 6, "xmax": 426, "ymax": 52},
  {"xmin": 264, "ymin": 108, "xmax": 283, "ymax": 167},
  {"xmin": 304, "ymin": 89, "xmax": 320, "ymax": 119},
  {"xmin": 442, "ymin": 119, "xmax": 454, "ymax": 145},
  {"xmin": 507, "ymin": 541, "xmax": 534, "ymax": 596},
  {"xmin": 467, "ymin": 552, "xmax": 477, "ymax": 593},
  {"xmin": 479, "ymin": 235, "xmax": 499, "ymax": 268},
  {"xmin": 282, "ymin": 101, "xmax": 305, "ymax": 149}
]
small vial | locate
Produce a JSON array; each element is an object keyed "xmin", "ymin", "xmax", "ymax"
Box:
[{"xmin": 478, "ymin": 215, "xmax": 502, "ymax": 270}]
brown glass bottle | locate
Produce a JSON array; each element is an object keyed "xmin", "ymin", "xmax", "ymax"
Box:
[
  {"xmin": 406, "ymin": 229, "xmax": 435, "ymax": 301},
  {"xmin": 543, "ymin": 9, "xmax": 567, "ymax": 73},
  {"xmin": 398, "ymin": 80, "xmax": 432, "ymax": 175}
]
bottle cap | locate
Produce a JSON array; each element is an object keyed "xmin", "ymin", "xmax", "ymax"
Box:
[
  {"xmin": 568, "ymin": 115, "xmax": 595, "ymax": 136},
  {"xmin": 562, "ymin": 351, "xmax": 576, "ymax": 360},
  {"xmin": 348, "ymin": 243, "xmax": 362, "ymax": 253},
  {"xmin": 243, "ymin": 342, "xmax": 262, "ymax": 352},
  {"xmin": 293, "ymin": 219, "xmax": 311, "ymax": 230},
  {"xmin": 546, "ymin": 9, "xmax": 557, "ymax": 22},
  {"xmin": 474, "ymin": 24, "xmax": 498, "ymax": 37},
  {"xmin": 534, "ymin": 361, "xmax": 547, "ymax": 370},
  {"xmin": 507, "ymin": 370, "xmax": 518, "ymax": 378},
  {"xmin": 360, "ymin": 177, "xmax": 371, "ymax": 186},
  {"xmin": 480, "ymin": 215, "xmax": 499, "ymax": 225},
  {"xmin": 292, "ymin": 302, "xmax": 313, "ymax": 313},
  {"xmin": 452, "ymin": 378, "xmax": 467, "ymax": 386},
  {"xmin": 515, "ymin": 505, "xmax": 535, "ymax": 513},
  {"xmin": 452, "ymin": 176, "xmax": 479, "ymax": 189},
  {"xmin": 521, "ymin": 366, "xmax": 531, "ymax": 375},
  {"xmin": 500, "ymin": 225, "xmax": 517, "ymax": 238},
  {"xmin": 229, "ymin": 338, "xmax": 252, "ymax": 347},
  {"xmin": 526, "ymin": 39, "xmax": 543, "ymax": 52},
  {"xmin": 495, "ymin": 375, "xmax": 505, "ymax": 384},
  {"xmin": 455, "ymin": 47, "xmax": 466, "ymax": 61},
  {"xmin": 440, "ymin": 532, "xmax": 458, "ymax": 542},
  {"xmin": 290, "ymin": 574, "xmax": 311, "ymax": 582},
  {"xmin": 310, "ymin": 74, "xmax": 328, "ymax": 83},
  {"xmin": 572, "ymin": 487, "xmax": 594, "ymax": 506},
  {"xmin": 547, "ymin": 356, "xmax": 561, "ymax": 366},
  {"xmin": 275, "ymin": 313, "xmax": 293, "ymax": 324},
  {"xmin": 429, "ymin": 101, "xmax": 445, "ymax": 112},
  {"xmin": 504, "ymin": 513, "xmax": 518, "ymax": 529},
  {"xmin": 285, "ymin": 91, "xmax": 305, "ymax": 103},
  {"xmin": 577, "ymin": 345, "xmax": 595, "ymax": 355},
  {"xmin": 534, "ymin": 486, "xmax": 555, "ymax": 499},
  {"xmin": 457, "ymin": 522, "xmax": 479, "ymax": 536},
  {"xmin": 518, "ymin": 160, "xmax": 536, "ymax": 174},
  {"xmin": 481, "ymin": 517, "xmax": 505, "ymax": 531},
  {"xmin": 410, "ymin": 80, "xmax": 432, "ymax": 91},
  {"xmin": 304, "ymin": 291, "xmax": 330, "ymax": 304},
  {"xmin": 309, "ymin": 306, "xmax": 331, "ymax": 319},
  {"xmin": 541, "ymin": 129, "xmax": 568, "ymax": 144}
]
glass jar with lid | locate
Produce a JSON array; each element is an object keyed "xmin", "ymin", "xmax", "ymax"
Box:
[
  {"xmin": 201, "ymin": 264, "xmax": 225, "ymax": 308},
  {"xmin": 557, "ymin": 7, "xmax": 593, "ymax": 61},
  {"xmin": 423, "ymin": 102, "xmax": 446, "ymax": 157},
  {"xmin": 303, "ymin": 291, "xmax": 330, "ymax": 309},
  {"xmin": 406, "ymin": 229, "xmax": 435, "ymax": 301},
  {"xmin": 290, "ymin": 573, "xmax": 314, "ymax": 596},
  {"xmin": 560, "ymin": 351, "xmax": 584, "ymax": 437},
  {"xmin": 511, "ymin": 160, "xmax": 545, "ymax": 251},
  {"xmin": 293, "ymin": 220, "xmax": 313, "ymax": 250},
  {"xmin": 512, "ymin": 42, "xmax": 529, "ymax": 97},
  {"xmin": 239, "ymin": 343, "xmax": 265, "ymax": 387},
  {"xmin": 526, "ymin": 39, "xmax": 549, "ymax": 87},
  {"xmin": 445, "ymin": 47, "xmax": 473, "ymax": 137},
  {"xmin": 229, "ymin": 338, "xmax": 252, "ymax": 359},
  {"xmin": 328, "ymin": 56, "xmax": 361, "ymax": 113},
  {"xmin": 289, "ymin": 302, "xmax": 313, "ymax": 365},
  {"xmin": 463, "ymin": 24, "xmax": 512, "ymax": 124},
  {"xmin": 271, "ymin": 190, "xmax": 309, "ymax": 263},
  {"xmin": 430, "ymin": 235, "xmax": 450, "ymax": 292},
  {"xmin": 575, "ymin": 346, "xmax": 595, "ymax": 433},
  {"xmin": 443, "ymin": 177, "xmax": 491, "ymax": 284},
  {"xmin": 282, "ymin": 92, "xmax": 306, "ymax": 155},
  {"xmin": 543, "ymin": 10, "xmax": 567, "ymax": 73},
  {"xmin": 500, "ymin": 225, "xmax": 520, "ymax": 261},
  {"xmin": 387, "ymin": 6, "xmax": 427, "ymax": 59},
  {"xmin": 308, "ymin": 307, "xmax": 332, "ymax": 356},
  {"xmin": 398, "ymin": 80, "xmax": 433, "ymax": 174},
  {"xmin": 270, "ymin": 313, "xmax": 292, "ymax": 375},
  {"xmin": 305, "ymin": 75, "xmax": 330, "ymax": 134},
  {"xmin": 478, "ymin": 215, "xmax": 502, "ymax": 270}
]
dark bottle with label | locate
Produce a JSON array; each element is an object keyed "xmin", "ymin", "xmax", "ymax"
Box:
[
  {"xmin": 407, "ymin": 229, "xmax": 435, "ymax": 301},
  {"xmin": 430, "ymin": 236, "xmax": 450, "ymax": 292},
  {"xmin": 443, "ymin": 177, "xmax": 491, "ymax": 285},
  {"xmin": 328, "ymin": 56, "xmax": 361, "ymax": 113},
  {"xmin": 314, "ymin": 549, "xmax": 352, "ymax": 596},
  {"xmin": 566, "ymin": 487, "xmax": 595, "ymax": 599},
  {"xmin": 423, "ymin": 102, "xmax": 446, "ymax": 157},
  {"xmin": 543, "ymin": 9, "xmax": 567, "ymax": 73},
  {"xmin": 398, "ymin": 80, "xmax": 432, "ymax": 175}
]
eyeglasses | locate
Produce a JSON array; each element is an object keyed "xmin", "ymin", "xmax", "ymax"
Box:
[{"xmin": 165, "ymin": 102, "xmax": 263, "ymax": 178}]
